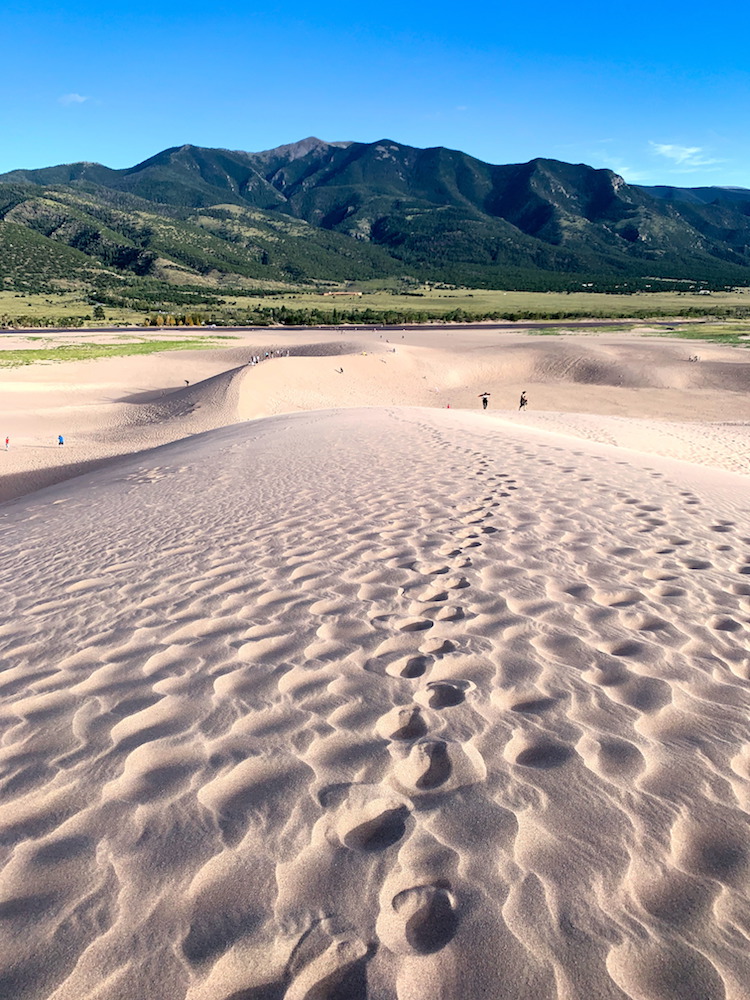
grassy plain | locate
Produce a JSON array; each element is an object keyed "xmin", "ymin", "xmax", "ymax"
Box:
[
  {"xmin": 0, "ymin": 334, "xmax": 231, "ymax": 368},
  {"xmin": 2, "ymin": 285, "xmax": 750, "ymax": 329},
  {"xmin": 647, "ymin": 324, "xmax": 750, "ymax": 345},
  {"xmin": 255, "ymin": 286, "xmax": 750, "ymax": 317},
  {"xmin": 0, "ymin": 290, "xmax": 136, "ymax": 326}
]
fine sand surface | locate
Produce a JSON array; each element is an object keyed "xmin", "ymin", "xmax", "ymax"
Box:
[{"xmin": 1, "ymin": 328, "xmax": 750, "ymax": 999}]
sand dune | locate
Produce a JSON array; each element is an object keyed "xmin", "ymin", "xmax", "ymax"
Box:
[
  {"xmin": 2, "ymin": 327, "xmax": 750, "ymax": 505},
  {"xmin": 1, "ymin": 328, "xmax": 750, "ymax": 999}
]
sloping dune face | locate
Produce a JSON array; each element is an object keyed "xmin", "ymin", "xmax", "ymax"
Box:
[{"xmin": 1, "ymin": 408, "xmax": 750, "ymax": 1000}]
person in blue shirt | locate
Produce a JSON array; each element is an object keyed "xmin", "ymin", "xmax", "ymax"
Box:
[{"xmin": 58, "ymin": 434, "xmax": 64, "ymax": 446}]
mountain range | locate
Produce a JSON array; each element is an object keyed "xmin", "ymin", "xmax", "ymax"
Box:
[{"xmin": 2, "ymin": 137, "xmax": 750, "ymax": 302}]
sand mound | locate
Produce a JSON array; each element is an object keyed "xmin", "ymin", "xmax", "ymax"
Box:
[
  {"xmin": 1, "ymin": 407, "xmax": 749, "ymax": 1000},
  {"xmin": 119, "ymin": 364, "xmax": 250, "ymax": 428}
]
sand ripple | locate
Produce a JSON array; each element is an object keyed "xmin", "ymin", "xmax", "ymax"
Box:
[{"xmin": 1, "ymin": 407, "xmax": 749, "ymax": 999}]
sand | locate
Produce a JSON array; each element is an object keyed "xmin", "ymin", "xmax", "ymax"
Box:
[{"xmin": 1, "ymin": 327, "xmax": 749, "ymax": 999}]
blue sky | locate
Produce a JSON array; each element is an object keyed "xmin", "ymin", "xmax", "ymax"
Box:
[{"xmin": 3, "ymin": 0, "xmax": 749, "ymax": 187}]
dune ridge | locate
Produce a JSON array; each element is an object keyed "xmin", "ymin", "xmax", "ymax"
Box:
[
  {"xmin": 2, "ymin": 327, "xmax": 750, "ymax": 505},
  {"xmin": 1, "ymin": 404, "xmax": 749, "ymax": 1000}
]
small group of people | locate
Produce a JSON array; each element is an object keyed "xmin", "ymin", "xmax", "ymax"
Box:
[
  {"xmin": 478, "ymin": 391, "xmax": 528, "ymax": 410},
  {"xmin": 247, "ymin": 349, "xmax": 291, "ymax": 366},
  {"xmin": 3, "ymin": 435, "xmax": 64, "ymax": 450}
]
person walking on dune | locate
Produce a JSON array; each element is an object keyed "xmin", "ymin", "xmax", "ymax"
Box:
[
  {"xmin": 519, "ymin": 391, "xmax": 528, "ymax": 410},
  {"xmin": 58, "ymin": 434, "xmax": 64, "ymax": 446},
  {"xmin": 4, "ymin": 437, "xmax": 8, "ymax": 451},
  {"xmin": 478, "ymin": 392, "xmax": 491, "ymax": 410}
]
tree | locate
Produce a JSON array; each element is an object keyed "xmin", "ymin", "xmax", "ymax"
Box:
[{"xmin": 93, "ymin": 304, "xmax": 105, "ymax": 320}]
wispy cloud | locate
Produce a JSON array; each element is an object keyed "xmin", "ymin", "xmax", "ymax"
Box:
[
  {"xmin": 597, "ymin": 158, "xmax": 651, "ymax": 184},
  {"xmin": 58, "ymin": 93, "xmax": 89, "ymax": 106},
  {"xmin": 649, "ymin": 142, "xmax": 721, "ymax": 169},
  {"xmin": 553, "ymin": 142, "xmax": 652, "ymax": 183}
]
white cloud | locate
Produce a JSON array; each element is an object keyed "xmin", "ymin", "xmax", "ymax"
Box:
[
  {"xmin": 58, "ymin": 93, "xmax": 89, "ymax": 106},
  {"xmin": 599, "ymin": 158, "xmax": 651, "ymax": 184},
  {"xmin": 649, "ymin": 142, "xmax": 721, "ymax": 169}
]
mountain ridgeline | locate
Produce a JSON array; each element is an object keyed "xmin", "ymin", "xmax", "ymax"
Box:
[{"xmin": 2, "ymin": 137, "xmax": 750, "ymax": 298}]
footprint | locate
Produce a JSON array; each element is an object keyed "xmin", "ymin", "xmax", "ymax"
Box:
[
  {"xmin": 386, "ymin": 655, "xmax": 433, "ymax": 679},
  {"xmin": 510, "ymin": 737, "xmax": 574, "ymax": 769},
  {"xmin": 411, "ymin": 740, "xmax": 452, "ymax": 788},
  {"xmin": 419, "ymin": 681, "xmax": 469, "ymax": 709},
  {"xmin": 417, "ymin": 589, "xmax": 449, "ymax": 603},
  {"xmin": 376, "ymin": 705, "xmax": 428, "ymax": 741},
  {"xmin": 286, "ymin": 937, "xmax": 369, "ymax": 1000},
  {"xmin": 397, "ymin": 618, "xmax": 434, "ymax": 633},
  {"xmin": 580, "ymin": 735, "xmax": 645, "ymax": 779},
  {"xmin": 600, "ymin": 639, "xmax": 645, "ymax": 658},
  {"xmin": 337, "ymin": 799, "xmax": 410, "ymax": 851},
  {"xmin": 317, "ymin": 783, "xmax": 354, "ymax": 808},
  {"xmin": 390, "ymin": 883, "xmax": 459, "ymax": 954},
  {"xmin": 392, "ymin": 739, "xmax": 485, "ymax": 796},
  {"xmin": 434, "ymin": 605, "xmax": 465, "ymax": 623}
]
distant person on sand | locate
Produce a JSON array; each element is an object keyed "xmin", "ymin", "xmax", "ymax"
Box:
[
  {"xmin": 519, "ymin": 391, "xmax": 528, "ymax": 410},
  {"xmin": 4, "ymin": 436, "xmax": 8, "ymax": 451},
  {"xmin": 478, "ymin": 392, "xmax": 491, "ymax": 410},
  {"xmin": 184, "ymin": 379, "xmax": 190, "ymax": 386},
  {"xmin": 58, "ymin": 434, "xmax": 64, "ymax": 446}
]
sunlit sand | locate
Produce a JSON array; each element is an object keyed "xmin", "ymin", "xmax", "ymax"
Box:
[{"xmin": 1, "ymin": 326, "xmax": 749, "ymax": 999}]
